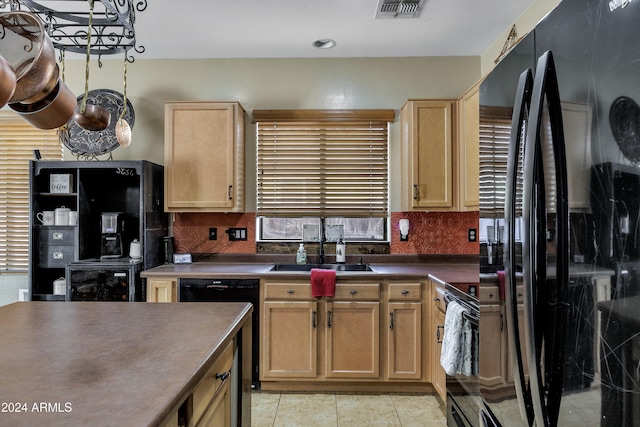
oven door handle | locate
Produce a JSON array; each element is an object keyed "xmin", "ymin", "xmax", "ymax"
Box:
[{"xmin": 505, "ymin": 68, "xmax": 535, "ymax": 426}]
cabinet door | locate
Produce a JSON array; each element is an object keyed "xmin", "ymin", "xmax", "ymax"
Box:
[
  {"xmin": 401, "ymin": 100, "xmax": 455, "ymax": 210},
  {"xmin": 457, "ymin": 84, "xmax": 480, "ymax": 211},
  {"xmin": 195, "ymin": 379, "xmax": 231, "ymax": 427},
  {"xmin": 479, "ymin": 303, "xmax": 505, "ymax": 387},
  {"xmin": 387, "ymin": 302, "xmax": 422, "ymax": 380},
  {"xmin": 146, "ymin": 278, "xmax": 177, "ymax": 302},
  {"xmin": 164, "ymin": 102, "xmax": 244, "ymax": 212},
  {"xmin": 432, "ymin": 307, "xmax": 447, "ymax": 403},
  {"xmin": 325, "ymin": 301, "xmax": 380, "ymax": 379},
  {"xmin": 261, "ymin": 301, "xmax": 318, "ymax": 379}
]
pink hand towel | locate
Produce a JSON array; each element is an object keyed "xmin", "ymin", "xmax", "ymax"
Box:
[{"xmin": 311, "ymin": 268, "xmax": 336, "ymax": 297}]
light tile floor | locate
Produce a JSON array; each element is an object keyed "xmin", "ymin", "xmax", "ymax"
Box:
[{"xmin": 251, "ymin": 392, "xmax": 447, "ymax": 427}]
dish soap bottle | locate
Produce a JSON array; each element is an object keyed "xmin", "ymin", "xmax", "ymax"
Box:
[
  {"xmin": 336, "ymin": 237, "xmax": 346, "ymax": 264},
  {"xmin": 296, "ymin": 243, "xmax": 307, "ymax": 264}
]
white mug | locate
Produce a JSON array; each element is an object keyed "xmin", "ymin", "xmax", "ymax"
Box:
[
  {"xmin": 68, "ymin": 211, "xmax": 78, "ymax": 226},
  {"xmin": 54, "ymin": 207, "xmax": 70, "ymax": 226},
  {"xmin": 37, "ymin": 211, "xmax": 55, "ymax": 225}
]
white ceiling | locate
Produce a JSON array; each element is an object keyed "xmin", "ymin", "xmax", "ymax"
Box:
[{"xmin": 134, "ymin": 0, "xmax": 534, "ymax": 59}]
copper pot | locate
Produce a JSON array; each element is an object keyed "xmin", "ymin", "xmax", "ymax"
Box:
[
  {"xmin": 9, "ymin": 79, "xmax": 76, "ymax": 130},
  {"xmin": 0, "ymin": 12, "xmax": 58, "ymax": 104},
  {"xmin": 0, "ymin": 54, "xmax": 16, "ymax": 108}
]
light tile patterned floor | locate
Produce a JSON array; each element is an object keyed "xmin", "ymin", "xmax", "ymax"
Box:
[{"xmin": 251, "ymin": 392, "xmax": 447, "ymax": 427}]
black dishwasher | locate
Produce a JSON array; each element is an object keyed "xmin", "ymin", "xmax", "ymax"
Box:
[{"xmin": 179, "ymin": 278, "xmax": 260, "ymax": 388}]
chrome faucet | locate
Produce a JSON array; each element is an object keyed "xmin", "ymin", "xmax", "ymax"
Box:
[{"xmin": 319, "ymin": 218, "xmax": 325, "ymax": 264}]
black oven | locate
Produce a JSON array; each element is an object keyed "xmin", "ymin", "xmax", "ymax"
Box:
[
  {"xmin": 444, "ymin": 285, "xmax": 480, "ymax": 427},
  {"xmin": 179, "ymin": 278, "xmax": 260, "ymax": 388}
]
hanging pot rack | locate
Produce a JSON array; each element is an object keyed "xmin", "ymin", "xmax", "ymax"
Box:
[{"xmin": 0, "ymin": 0, "xmax": 147, "ymax": 62}]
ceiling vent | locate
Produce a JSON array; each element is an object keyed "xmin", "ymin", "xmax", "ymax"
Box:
[{"xmin": 375, "ymin": 0, "xmax": 425, "ymax": 19}]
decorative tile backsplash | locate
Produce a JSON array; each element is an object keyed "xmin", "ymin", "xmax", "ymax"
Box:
[
  {"xmin": 173, "ymin": 211, "xmax": 479, "ymax": 255},
  {"xmin": 391, "ymin": 211, "xmax": 479, "ymax": 254}
]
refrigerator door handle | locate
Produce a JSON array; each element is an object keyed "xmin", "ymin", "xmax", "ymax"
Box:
[
  {"xmin": 523, "ymin": 50, "xmax": 570, "ymax": 427},
  {"xmin": 504, "ymin": 68, "xmax": 535, "ymax": 427}
]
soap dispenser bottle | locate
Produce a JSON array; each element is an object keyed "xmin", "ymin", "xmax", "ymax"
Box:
[
  {"xmin": 336, "ymin": 237, "xmax": 346, "ymax": 264},
  {"xmin": 296, "ymin": 243, "xmax": 307, "ymax": 264}
]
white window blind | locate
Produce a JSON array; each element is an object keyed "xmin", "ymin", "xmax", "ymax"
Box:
[
  {"xmin": 479, "ymin": 106, "xmax": 523, "ymax": 218},
  {"xmin": 0, "ymin": 111, "xmax": 62, "ymax": 271},
  {"xmin": 254, "ymin": 110, "xmax": 394, "ymax": 218}
]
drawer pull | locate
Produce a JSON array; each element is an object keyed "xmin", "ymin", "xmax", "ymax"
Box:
[
  {"xmin": 312, "ymin": 310, "xmax": 317, "ymax": 328},
  {"xmin": 350, "ymin": 289, "xmax": 358, "ymax": 295},
  {"xmin": 389, "ymin": 312, "xmax": 394, "ymax": 330},
  {"xmin": 215, "ymin": 371, "xmax": 230, "ymax": 382},
  {"xmin": 287, "ymin": 289, "xmax": 295, "ymax": 294},
  {"xmin": 401, "ymin": 290, "xmax": 410, "ymax": 295},
  {"xmin": 228, "ymin": 185, "xmax": 233, "ymax": 200},
  {"xmin": 413, "ymin": 184, "xmax": 419, "ymax": 200},
  {"xmin": 436, "ymin": 325, "xmax": 444, "ymax": 343},
  {"xmin": 327, "ymin": 310, "xmax": 332, "ymax": 328}
]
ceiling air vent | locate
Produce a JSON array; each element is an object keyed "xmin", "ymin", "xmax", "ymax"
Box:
[{"xmin": 375, "ymin": 0, "xmax": 425, "ymax": 19}]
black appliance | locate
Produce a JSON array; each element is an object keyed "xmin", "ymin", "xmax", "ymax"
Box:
[
  {"xmin": 477, "ymin": 0, "xmax": 640, "ymax": 426},
  {"xmin": 445, "ymin": 285, "xmax": 480, "ymax": 427},
  {"xmin": 66, "ymin": 258, "xmax": 143, "ymax": 301},
  {"xmin": 179, "ymin": 278, "xmax": 260, "ymax": 388}
]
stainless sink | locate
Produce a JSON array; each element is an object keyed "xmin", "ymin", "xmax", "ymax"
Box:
[{"xmin": 269, "ymin": 263, "xmax": 373, "ymax": 272}]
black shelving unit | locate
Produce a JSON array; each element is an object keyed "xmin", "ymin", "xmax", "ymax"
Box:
[{"xmin": 29, "ymin": 160, "xmax": 167, "ymax": 301}]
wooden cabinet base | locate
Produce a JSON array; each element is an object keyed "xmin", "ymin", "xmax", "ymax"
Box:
[{"xmin": 259, "ymin": 381, "xmax": 437, "ymax": 393}]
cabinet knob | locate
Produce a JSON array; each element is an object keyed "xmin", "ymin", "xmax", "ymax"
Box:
[
  {"xmin": 402, "ymin": 290, "xmax": 410, "ymax": 295},
  {"xmin": 287, "ymin": 289, "xmax": 295, "ymax": 294},
  {"xmin": 350, "ymin": 289, "xmax": 358, "ymax": 295},
  {"xmin": 433, "ymin": 297, "xmax": 440, "ymax": 302}
]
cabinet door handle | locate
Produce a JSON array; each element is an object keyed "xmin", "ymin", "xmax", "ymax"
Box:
[
  {"xmin": 327, "ymin": 310, "xmax": 332, "ymax": 328},
  {"xmin": 287, "ymin": 289, "xmax": 295, "ymax": 294},
  {"xmin": 413, "ymin": 184, "xmax": 419, "ymax": 200},
  {"xmin": 436, "ymin": 325, "xmax": 444, "ymax": 343},
  {"xmin": 228, "ymin": 185, "xmax": 233, "ymax": 200},
  {"xmin": 215, "ymin": 371, "xmax": 230, "ymax": 382},
  {"xmin": 433, "ymin": 297, "xmax": 440, "ymax": 302},
  {"xmin": 402, "ymin": 290, "xmax": 410, "ymax": 295},
  {"xmin": 312, "ymin": 310, "xmax": 317, "ymax": 328},
  {"xmin": 389, "ymin": 312, "xmax": 394, "ymax": 330}
]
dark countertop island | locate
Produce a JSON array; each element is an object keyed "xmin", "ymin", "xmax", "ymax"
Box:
[{"xmin": 0, "ymin": 301, "xmax": 252, "ymax": 426}]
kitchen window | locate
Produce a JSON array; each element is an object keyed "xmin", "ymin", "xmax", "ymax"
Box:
[
  {"xmin": 254, "ymin": 109, "xmax": 394, "ymax": 241},
  {"xmin": 0, "ymin": 111, "xmax": 62, "ymax": 271},
  {"xmin": 479, "ymin": 106, "xmax": 522, "ymax": 242}
]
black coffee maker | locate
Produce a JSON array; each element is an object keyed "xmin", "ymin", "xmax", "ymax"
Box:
[{"xmin": 101, "ymin": 212, "xmax": 124, "ymax": 259}]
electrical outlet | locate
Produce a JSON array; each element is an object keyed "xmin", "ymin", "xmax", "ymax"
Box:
[
  {"xmin": 226, "ymin": 227, "xmax": 247, "ymax": 241},
  {"xmin": 209, "ymin": 228, "xmax": 217, "ymax": 240},
  {"xmin": 468, "ymin": 228, "xmax": 477, "ymax": 242}
]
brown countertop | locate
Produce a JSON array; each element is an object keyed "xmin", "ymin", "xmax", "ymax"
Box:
[
  {"xmin": 140, "ymin": 262, "xmax": 479, "ymax": 285},
  {"xmin": 0, "ymin": 301, "xmax": 252, "ymax": 426}
]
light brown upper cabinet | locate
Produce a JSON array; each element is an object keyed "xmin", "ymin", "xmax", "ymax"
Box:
[
  {"xmin": 164, "ymin": 102, "xmax": 245, "ymax": 212},
  {"xmin": 400, "ymin": 94, "xmax": 479, "ymax": 212}
]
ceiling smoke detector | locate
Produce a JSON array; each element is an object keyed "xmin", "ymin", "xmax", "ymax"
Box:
[{"xmin": 375, "ymin": 0, "xmax": 425, "ymax": 19}]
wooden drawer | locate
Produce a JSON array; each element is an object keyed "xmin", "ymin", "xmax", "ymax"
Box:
[
  {"xmin": 333, "ymin": 283, "xmax": 380, "ymax": 300},
  {"xmin": 479, "ymin": 286, "xmax": 500, "ymax": 304},
  {"xmin": 264, "ymin": 282, "xmax": 312, "ymax": 300},
  {"xmin": 39, "ymin": 245, "xmax": 74, "ymax": 268},
  {"xmin": 432, "ymin": 284, "xmax": 446, "ymax": 313},
  {"xmin": 388, "ymin": 282, "xmax": 422, "ymax": 301},
  {"xmin": 40, "ymin": 227, "xmax": 75, "ymax": 246},
  {"xmin": 192, "ymin": 340, "xmax": 234, "ymax": 424}
]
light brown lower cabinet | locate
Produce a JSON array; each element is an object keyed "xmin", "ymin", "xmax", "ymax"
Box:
[
  {"xmin": 261, "ymin": 279, "xmax": 433, "ymax": 388},
  {"xmin": 160, "ymin": 339, "xmax": 235, "ymax": 427},
  {"xmin": 430, "ymin": 280, "xmax": 447, "ymax": 403},
  {"xmin": 146, "ymin": 277, "xmax": 177, "ymax": 303}
]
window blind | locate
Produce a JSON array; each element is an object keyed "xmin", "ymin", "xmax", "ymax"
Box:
[
  {"xmin": 254, "ymin": 110, "xmax": 394, "ymax": 218},
  {"xmin": 479, "ymin": 106, "xmax": 523, "ymax": 218},
  {"xmin": 0, "ymin": 112, "xmax": 62, "ymax": 271}
]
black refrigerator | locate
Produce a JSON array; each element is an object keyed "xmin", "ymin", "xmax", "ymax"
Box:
[{"xmin": 478, "ymin": 0, "xmax": 640, "ymax": 426}]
